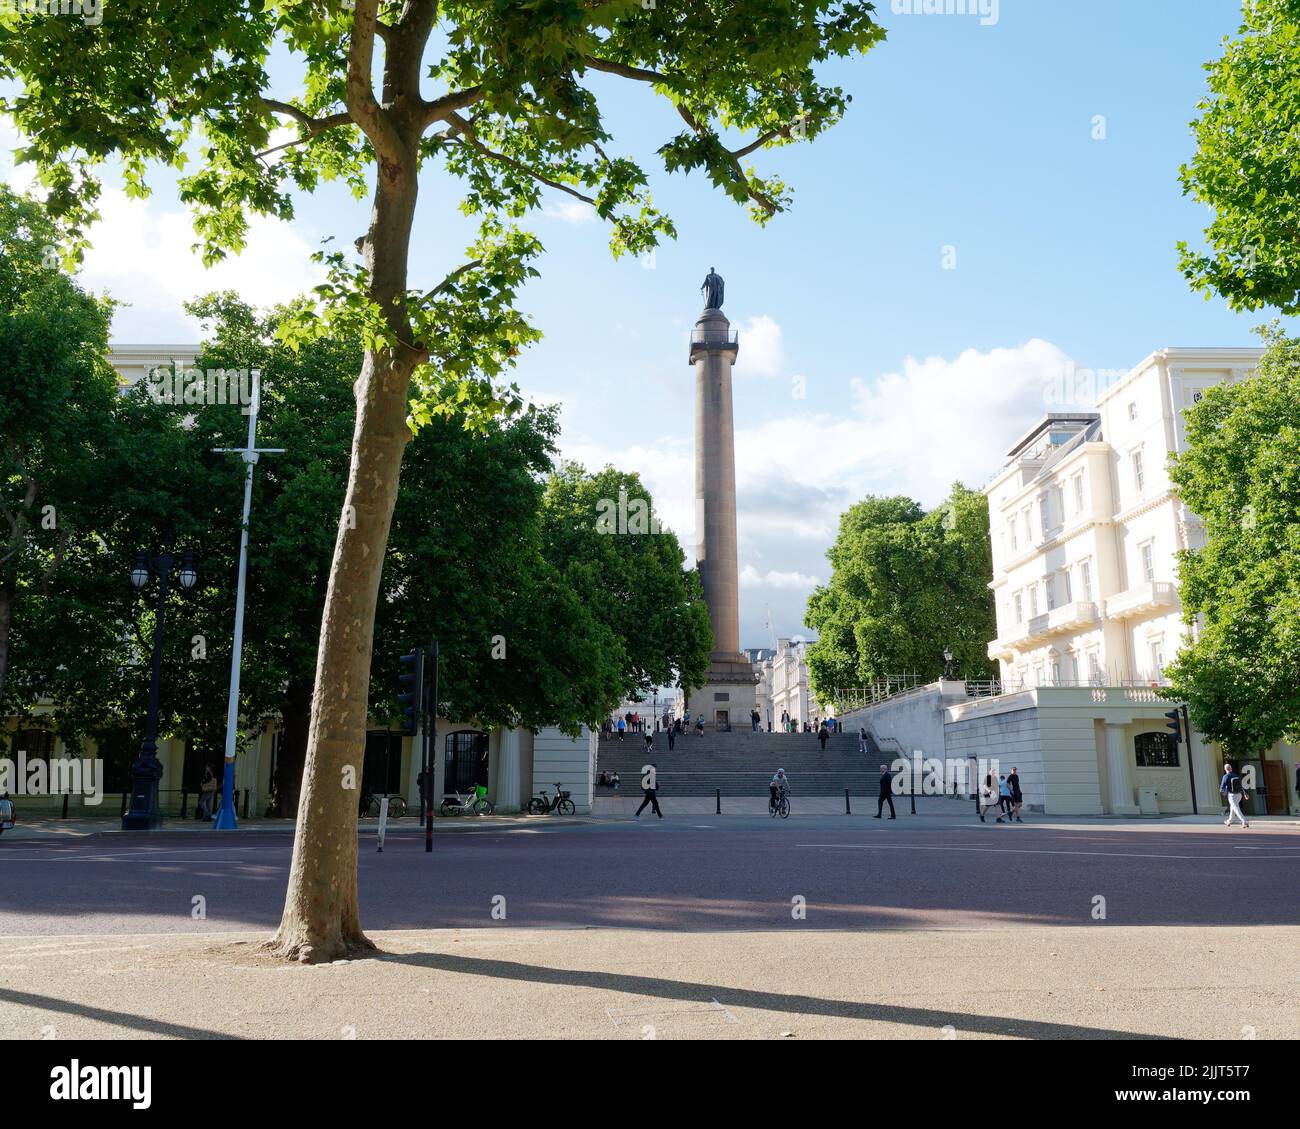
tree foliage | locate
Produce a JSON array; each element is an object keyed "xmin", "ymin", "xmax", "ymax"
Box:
[
  {"xmin": 804, "ymin": 483, "xmax": 996, "ymax": 701},
  {"xmin": 1178, "ymin": 0, "xmax": 1300, "ymax": 312},
  {"xmin": 1163, "ymin": 327, "xmax": 1300, "ymax": 757}
]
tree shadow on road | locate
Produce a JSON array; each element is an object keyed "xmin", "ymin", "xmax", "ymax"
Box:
[{"xmin": 378, "ymin": 950, "xmax": 1170, "ymax": 1040}]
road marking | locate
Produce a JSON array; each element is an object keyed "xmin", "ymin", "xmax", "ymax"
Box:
[{"xmin": 796, "ymin": 843, "xmax": 1300, "ymax": 860}]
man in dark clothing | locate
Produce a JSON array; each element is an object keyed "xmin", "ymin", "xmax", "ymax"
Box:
[
  {"xmin": 817, "ymin": 723, "xmax": 829, "ymax": 751},
  {"xmin": 666, "ymin": 724, "xmax": 676, "ymax": 751},
  {"xmin": 1007, "ymin": 767, "xmax": 1024, "ymax": 822},
  {"xmin": 875, "ymin": 763, "xmax": 896, "ymax": 819},
  {"xmin": 635, "ymin": 763, "xmax": 663, "ymax": 819}
]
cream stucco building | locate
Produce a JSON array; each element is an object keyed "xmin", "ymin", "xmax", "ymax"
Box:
[
  {"xmin": 966, "ymin": 346, "xmax": 1296, "ymax": 816},
  {"xmin": 845, "ymin": 346, "xmax": 1298, "ymax": 817}
]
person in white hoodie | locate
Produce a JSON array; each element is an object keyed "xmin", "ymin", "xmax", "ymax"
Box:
[{"xmin": 979, "ymin": 769, "xmax": 1003, "ymax": 823}]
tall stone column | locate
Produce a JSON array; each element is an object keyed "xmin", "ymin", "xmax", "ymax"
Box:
[
  {"xmin": 496, "ymin": 728, "xmax": 521, "ymax": 813},
  {"xmin": 1104, "ymin": 722, "xmax": 1139, "ymax": 815},
  {"xmin": 693, "ymin": 306, "xmax": 742, "ymax": 660},
  {"xmin": 686, "ymin": 272, "xmax": 757, "ymax": 728}
]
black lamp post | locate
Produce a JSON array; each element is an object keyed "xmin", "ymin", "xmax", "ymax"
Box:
[{"xmin": 122, "ymin": 533, "xmax": 197, "ymax": 830}]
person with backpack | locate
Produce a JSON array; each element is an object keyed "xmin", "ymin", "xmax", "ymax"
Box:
[
  {"xmin": 817, "ymin": 722, "xmax": 829, "ymax": 752},
  {"xmin": 1220, "ymin": 761, "xmax": 1250, "ymax": 828}
]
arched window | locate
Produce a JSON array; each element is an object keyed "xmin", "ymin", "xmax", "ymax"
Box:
[
  {"xmin": 1134, "ymin": 731, "xmax": 1178, "ymax": 768},
  {"xmin": 444, "ymin": 730, "xmax": 489, "ymax": 795}
]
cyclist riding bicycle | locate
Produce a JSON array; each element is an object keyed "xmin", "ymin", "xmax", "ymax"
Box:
[{"xmin": 769, "ymin": 768, "xmax": 790, "ymax": 812}]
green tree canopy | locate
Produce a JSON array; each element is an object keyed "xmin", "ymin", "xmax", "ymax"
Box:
[
  {"xmin": 0, "ymin": 184, "xmax": 127, "ymax": 718},
  {"xmin": 1164, "ymin": 327, "xmax": 1300, "ymax": 757},
  {"xmin": 804, "ymin": 483, "xmax": 996, "ymax": 704},
  {"xmin": 1178, "ymin": 0, "xmax": 1300, "ymax": 312},
  {"xmin": 540, "ymin": 462, "xmax": 713, "ymax": 698}
]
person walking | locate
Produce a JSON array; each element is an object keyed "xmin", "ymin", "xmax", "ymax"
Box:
[
  {"xmin": 1221, "ymin": 761, "xmax": 1249, "ymax": 828},
  {"xmin": 817, "ymin": 722, "xmax": 829, "ymax": 752},
  {"xmin": 1007, "ymin": 766, "xmax": 1024, "ymax": 822},
  {"xmin": 643, "ymin": 731, "xmax": 654, "ymax": 756},
  {"xmin": 635, "ymin": 763, "xmax": 663, "ymax": 819},
  {"xmin": 666, "ymin": 723, "xmax": 676, "ymax": 751},
  {"xmin": 197, "ymin": 764, "xmax": 218, "ymax": 820},
  {"xmin": 998, "ymin": 774, "xmax": 1014, "ymax": 821},
  {"xmin": 875, "ymin": 762, "xmax": 896, "ymax": 819},
  {"xmin": 979, "ymin": 769, "xmax": 1002, "ymax": 823},
  {"xmin": 616, "ymin": 716, "xmax": 626, "ymax": 742}
]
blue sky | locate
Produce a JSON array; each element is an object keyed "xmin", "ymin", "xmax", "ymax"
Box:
[{"xmin": 1, "ymin": 1, "xmax": 1279, "ymax": 649}]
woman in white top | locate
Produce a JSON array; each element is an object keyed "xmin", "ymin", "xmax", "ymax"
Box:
[{"xmin": 979, "ymin": 771, "xmax": 1002, "ymax": 824}]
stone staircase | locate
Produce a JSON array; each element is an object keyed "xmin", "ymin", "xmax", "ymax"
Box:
[{"xmin": 596, "ymin": 729, "xmax": 885, "ymax": 797}]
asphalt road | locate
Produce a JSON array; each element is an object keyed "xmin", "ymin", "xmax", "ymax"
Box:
[{"xmin": 2, "ymin": 817, "xmax": 1297, "ymax": 937}]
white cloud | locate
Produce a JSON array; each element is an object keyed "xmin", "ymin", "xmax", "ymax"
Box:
[
  {"xmin": 542, "ymin": 199, "xmax": 597, "ymax": 225},
  {"xmin": 563, "ymin": 338, "xmax": 1073, "ymax": 643},
  {"xmin": 740, "ymin": 565, "xmax": 822, "ymax": 590},
  {"xmin": 0, "ymin": 115, "xmax": 38, "ymax": 191},
  {"xmin": 734, "ymin": 314, "xmax": 784, "ymax": 377},
  {"xmin": 79, "ymin": 187, "xmax": 325, "ymax": 339}
]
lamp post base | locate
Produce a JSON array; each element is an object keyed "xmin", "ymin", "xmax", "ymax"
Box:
[{"xmin": 121, "ymin": 757, "xmax": 164, "ymax": 830}]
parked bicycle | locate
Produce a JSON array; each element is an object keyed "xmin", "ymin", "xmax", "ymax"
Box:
[
  {"xmin": 441, "ymin": 784, "xmax": 494, "ymax": 817},
  {"xmin": 527, "ymin": 782, "xmax": 576, "ymax": 816},
  {"xmin": 365, "ymin": 793, "xmax": 407, "ymax": 819}
]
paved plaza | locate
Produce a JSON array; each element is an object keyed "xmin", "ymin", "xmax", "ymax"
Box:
[{"xmin": 2, "ymin": 813, "xmax": 1296, "ymax": 1039}]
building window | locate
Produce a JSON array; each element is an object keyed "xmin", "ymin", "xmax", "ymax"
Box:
[
  {"xmin": 1131, "ymin": 448, "xmax": 1145, "ymax": 493},
  {"xmin": 1070, "ymin": 654, "xmax": 1080, "ymax": 682},
  {"xmin": 1061, "ymin": 568, "xmax": 1072, "ymax": 603},
  {"xmin": 1141, "ymin": 541, "xmax": 1155, "ymax": 582},
  {"xmin": 1134, "ymin": 731, "xmax": 1179, "ymax": 768},
  {"xmin": 1127, "ymin": 401, "xmax": 1137, "ymax": 421},
  {"xmin": 1014, "ymin": 593, "xmax": 1023, "ymax": 624},
  {"xmin": 1045, "ymin": 574, "xmax": 1056, "ymax": 610},
  {"xmin": 444, "ymin": 729, "xmax": 489, "ymax": 796},
  {"xmin": 1073, "ymin": 474, "xmax": 1084, "ymax": 513},
  {"xmin": 1008, "ymin": 518, "xmax": 1017, "ymax": 552},
  {"xmin": 1150, "ymin": 639, "xmax": 1165, "ymax": 678},
  {"xmin": 1050, "ymin": 660, "xmax": 1061, "ymax": 685},
  {"xmin": 1088, "ymin": 651, "xmax": 1101, "ymax": 684},
  {"xmin": 1029, "ymin": 586, "xmax": 1039, "ymax": 617},
  {"xmin": 1080, "ymin": 560, "xmax": 1093, "ymax": 601},
  {"xmin": 14, "ymin": 729, "xmax": 54, "ymax": 760}
]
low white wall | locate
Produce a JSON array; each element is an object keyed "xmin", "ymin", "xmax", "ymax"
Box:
[
  {"xmin": 531, "ymin": 726, "xmax": 595, "ymax": 814},
  {"xmin": 840, "ymin": 684, "xmax": 948, "ymax": 760}
]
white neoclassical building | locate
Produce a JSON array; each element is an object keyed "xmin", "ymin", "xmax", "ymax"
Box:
[
  {"xmin": 764, "ymin": 637, "xmax": 817, "ymax": 730},
  {"xmin": 845, "ymin": 346, "xmax": 1298, "ymax": 818},
  {"xmin": 972, "ymin": 346, "xmax": 1297, "ymax": 815}
]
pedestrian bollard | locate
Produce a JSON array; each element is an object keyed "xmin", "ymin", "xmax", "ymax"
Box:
[
  {"xmin": 716, "ymin": 788, "xmax": 721, "ymax": 815},
  {"xmin": 61, "ymin": 793, "xmax": 69, "ymax": 819},
  {"xmin": 845, "ymin": 788, "xmax": 851, "ymax": 815},
  {"xmin": 377, "ymin": 796, "xmax": 389, "ymax": 853},
  {"xmin": 910, "ymin": 789, "xmax": 915, "ymax": 816}
]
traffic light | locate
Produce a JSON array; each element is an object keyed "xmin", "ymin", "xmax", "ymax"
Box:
[
  {"xmin": 398, "ymin": 647, "xmax": 425, "ymax": 735},
  {"xmin": 1164, "ymin": 708, "xmax": 1182, "ymax": 743}
]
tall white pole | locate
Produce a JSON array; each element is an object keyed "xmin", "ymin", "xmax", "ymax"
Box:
[{"xmin": 213, "ymin": 373, "xmax": 284, "ymax": 830}]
